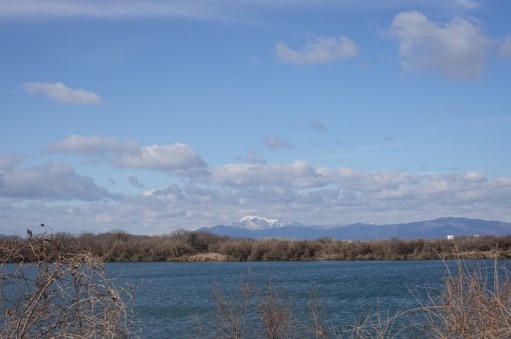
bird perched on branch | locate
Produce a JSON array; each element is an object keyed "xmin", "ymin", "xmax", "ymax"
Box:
[{"xmin": 27, "ymin": 228, "xmax": 33, "ymax": 238}]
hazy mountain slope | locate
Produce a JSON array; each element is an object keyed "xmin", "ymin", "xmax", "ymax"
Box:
[{"xmin": 198, "ymin": 217, "xmax": 511, "ymax": 240}]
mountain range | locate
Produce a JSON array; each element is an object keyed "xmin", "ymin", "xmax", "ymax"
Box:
[{"xmin": 198, "ymin": 216, "xmax": 511, "ymax": 241}]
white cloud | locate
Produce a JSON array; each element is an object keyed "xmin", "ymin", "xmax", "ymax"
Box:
[
  {"xmin": 208, "ymin": 162, "xmax": 508, "ymax": 223},
  {"xmin": 212, "ymin": 161, "xmax": 330, "ymax": 188},
  {"xmin": 45, "ymin": 135, "xmax": 208, "ymax": 175},
  {"xmin": 24, "ymin": 82, "xmax": 103, "ymax": 104},
  {"xmin": 501, "ymin": 36, "xmax": 511, "ymax": 57},
  {"xmin": 461, "ymin": 171, "xmax": 486, "ymax": 182},
  {"xmin": 0, "ymin": 162, "xmax": 113, "ymax": 201},
  {"xmin": 388, "ymin": 11, "xmax": 491, "ymax": 80},
  {"xmin": 335, "ymin": 167, "xmax": 418, "ymax": 192},
  {"xmin": 135, "ymin": 166, "xmax": 511, "ymax": 232},
  {"xmin": 115, "ymin": 144, "xmax": 207, "ymax": 173},
  {"xmin": 1, "ymin": 157, "xmax": 511, "ymax": 234},
  {"xmin": 275, "ymin": 35, "xmax": 359, "ymax": 65},
  {"xmin": 264, "ymin": 135, "xmax": 293, "ymax": 150}
]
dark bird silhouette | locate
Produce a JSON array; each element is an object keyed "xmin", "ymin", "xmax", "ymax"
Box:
[{"xmin": 26, "ymin": 228, "xmax": 33, "ymax": 238}]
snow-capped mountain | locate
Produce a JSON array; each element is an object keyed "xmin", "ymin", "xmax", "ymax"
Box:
[
  {"xmin": 199, "ymin": 217, "xmax": 511, "ymax": 241},
  {"xmin": 232, "ymin": 215, "xmax": 302, "ymax": 230}
]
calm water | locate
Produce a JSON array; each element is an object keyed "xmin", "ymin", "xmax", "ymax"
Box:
[{"xmin": 106, "ymin": 260, "xmax": 474, "ymax": 338}]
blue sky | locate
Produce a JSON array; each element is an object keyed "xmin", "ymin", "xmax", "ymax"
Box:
[{"xmin": 1, "ymin": 0, "xmax": 511, "ymax": 235}]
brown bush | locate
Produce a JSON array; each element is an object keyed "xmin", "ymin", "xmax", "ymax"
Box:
[
  {"xmin": 0, "ymin": 229, "xmax": 136, "ymax": 338},
  {"xmin": 206, "ymin": 277, "xmax": 307, "ymax": 339},
  {"xmin": 421, "ymin": 260, "xmax": 511, "ymax": 338}
]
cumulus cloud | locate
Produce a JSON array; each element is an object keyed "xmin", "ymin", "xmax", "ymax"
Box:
[
  {"xmin": 388, "ymin": 11, "xmax": 491, "ymax": 80},
  {"xmin": 24, "ymin": 82, "xmax": 103, "ymax": 104},
  {"xmin": 115, "ymin": 144, "xmax": 207, "ymax": 173},
  {"xmin": 501, "ymin": 36, "xmax": 511, "ymax": 57},
  {"xmin": 133, "ymin": 165, "xmax": 511, "ymax": 232},
  {"xmin": 208, "ymin": 162, "xmax": 499, "ymax": 212},
  {"xmin": 207, "ymin": 162, "xmax": 496, "ymax": 209},
  {"xmin": 45, "ymin": 135, "xmax": 208, "ymax": 175},
  {"xmin": 264, "ymin": 135, "xmax": 293, "ymax": 150},
  {"xmin": 1, "ymin": 158, "xmax": 511, "ymax": 234},
  {"xmin": 211, "ymin": 160, "xmax": 328, "ymax": 188},
  {"xmin": 0, "ymin": 162, "xmax": 113, "ymax": 201},
  {"xmin": 275, "ymin": 35, "xmax": 359, "ymax": 65}
]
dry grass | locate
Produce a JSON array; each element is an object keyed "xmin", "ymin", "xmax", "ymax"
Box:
[
  {"xmin": 0, "ymin": 229, "xmax": 136, "ymax": 338},
  {"xmin": 419, "ymin": 259, "xmax": 511, "ymax": 339},
  {"xmin": 203, "ymin": 276, "xmax": 306, "ymax": 339},
  {"xmin": 209, "ymin": 277, "xmax": 252, "ymax": 339},
  {"xmin": 341, "ymin": 259, "xmax": 511, "ymax": 339},
  {"xmin": 339, "ymin": 306, "xmax": 413, "ymax": 339},
  {"xmin": 181, "ymin": 253, "xmax": 234, "ymax": 262}
]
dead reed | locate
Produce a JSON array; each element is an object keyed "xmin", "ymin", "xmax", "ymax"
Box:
[{"xmin": 0, "ymin": 228, "xmax": 136, "ymax": 338}]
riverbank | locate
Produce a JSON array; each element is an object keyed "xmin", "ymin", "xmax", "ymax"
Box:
[{"xmin": 3, "ymin": 230, "xmax": 511, "ymax": 262}]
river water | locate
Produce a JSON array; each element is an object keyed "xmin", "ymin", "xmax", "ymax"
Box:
[{"xmin": 106, "ymin": 260, "xmax": 474, "ymax": 338}]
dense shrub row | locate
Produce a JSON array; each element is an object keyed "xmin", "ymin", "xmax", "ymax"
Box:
[{"xmin": 4, "ymin": 230, "xmax": 511, "ymax": 262}]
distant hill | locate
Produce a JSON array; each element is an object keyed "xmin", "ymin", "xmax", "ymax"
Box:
[{"xmin": 198, "ymin": 217, "xmax": 511, "ymax": 240}]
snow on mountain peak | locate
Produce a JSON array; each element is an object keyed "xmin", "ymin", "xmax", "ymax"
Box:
[{"xmin": 236, "ymin": 215, "xmax": 287, "ymax": 230}]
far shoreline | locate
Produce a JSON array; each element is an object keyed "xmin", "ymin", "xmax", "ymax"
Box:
[{"xmin": 4, "ymin": 230, "xmax": 510, "ymax": 263}]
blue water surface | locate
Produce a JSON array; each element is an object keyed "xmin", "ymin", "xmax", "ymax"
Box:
[{"xmin": 106, "ymin": 260, "xmax": 465, "ymax": 338}]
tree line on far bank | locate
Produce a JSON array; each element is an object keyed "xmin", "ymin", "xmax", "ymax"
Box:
[{"xmin": 3, "ymin": 229, "xmax": 511, "ymax": 262}]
